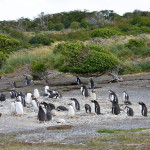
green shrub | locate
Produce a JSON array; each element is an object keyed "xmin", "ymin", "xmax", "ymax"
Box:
[
  {"xmin": 125, "ymin": 39, "xmax": 146, "ymax": 49},
  {"xmin": 138, "ymin": 62, "xmax": 150, "ymax": 72},
  {"xmin": 90, "ymin": 28, "xmax": 122, "ymax": 38},
  {"xmin": 53, "ymin": 42, "xmax": 119, "ymax": 74},
  {"xmin": 29, "ymin": 35, "xmax": 53, "ymax": 45},
  {"xmin": 0, "ymin": 52, "xmax": 6, "ymax": 68},
  {"xmin": 0, "ymin": 33, "xmax": 20, "ymax": 54}
]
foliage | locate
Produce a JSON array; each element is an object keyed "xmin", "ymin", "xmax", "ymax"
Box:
[
  {"xmin": 80, "ymin": 18, "xmax": 93, "ymax": 29},
  {"xmin": 54, "ymin": 23, "xmax": 64, "ymax": 31},
  {"xmin": 0, "ymin": 52, "xmax": 6, "ymax": 68},
  {"xmin": 69, "ymin": 21, "xmax": 80, "ymax": 29},
  {"xmin": 90, "ymin": 28, "xmax": 122, "ymax": 38},
  {"xmin": 31, "ymin": 58, "xmax": 50, "ymax": 83},
  {"xmin": 29, "ymin": 35, "xmax": 53, "ymax": 45},
  {"xmin": 125, "ymin": 39, "xmax": 146, "ymax": 49},
  {"xmin": 0, "ymin": 33, "xmax": 20, "ymax": 54},
  {"xmin": 53, "ymin": 42, "xmax": 119, "ymax": 74}
]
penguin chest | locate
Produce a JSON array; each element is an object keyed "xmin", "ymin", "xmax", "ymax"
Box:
[
  {"xmin": 72, "ymin": 101, "xmax": 76, "ymax": 110},
  {"xmin": 32, "ymin": 100, "xmax": 39, "ymax": 110},
  {"xmin": 25, "ymin": 94, "xmax": 32, "ymax": 103},
  {"xmin": 68, "ymin": 106, "xmax": 75, "ymax": 117},
  {"xmin": 140, "ymin": 105, "xmax": 142, "ymax": 114},
  {"xmin": 15, "ymin": 102, "xmax": 23, "ymax": 115},
  {"xmin": 34, "ymin": 90, "xmax": 40, "ymax": 99},
  {"xmin": 92, "ymin": 103, "xmax": 95, "ymax": 113},
  {"xmin": 10, "ymin": 102, "xmax": 16, "ymax": 114}
]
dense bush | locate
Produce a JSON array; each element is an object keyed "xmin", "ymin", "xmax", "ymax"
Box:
[
  {"xmin": 125, "ymin": 39, "xmax": 146, "ymax": 49},
  {"xmin": 29, "ymin": 35, "xmax": 53, "ymax": 45},
  {"xmin": 53, "ymin": 42, "xmax": 119, "ymax": 74},
  {"xmin": 0, "ymin": 33, "xmax": 20, "ymax": 54},
  {"xmin": 90, "ymin": 28, "xmax": 122, "ymax": 38},
  {"xmin": 0, "ymin": 52, "xmax": 6, "ymax": 68}
]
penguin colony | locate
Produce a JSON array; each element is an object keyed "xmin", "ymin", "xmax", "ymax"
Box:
[{"xmin": 0, "ymin": 75, "xmax": 149, "ymax": 125}]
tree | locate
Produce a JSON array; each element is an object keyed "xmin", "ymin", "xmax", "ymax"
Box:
[
  {"xmin": 48, "ymin": 21, "xmax": 55, "ymax": 30},
  {"xmin": 69, "ymin": 21, "xmax": 80, "ymax": 29},
  {"xmin": 31, "ymin": 59, "xmax": 50, "ymax": 84},
  {"xmin": 54, "ymin": 23, "xmax": 64, "ymax": 31}
]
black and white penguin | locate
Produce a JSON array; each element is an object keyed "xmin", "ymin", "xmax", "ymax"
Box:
[
  {"xmin": 32, "ymin": 97, "xmax": 39, "ymax": 111},
  {"xmin": 56, "ymin": 106, "xmax": 68, "ymax": 111},
  {"xmin": 90, "ymin": 78, "xmax": 94, "ymax": 89},
  {"xmin": 84, "ymin": 104, "xmax": 91, "ymax": 113},
  {"xmin": 48, "ymin": 90, "xmax": 62, "ymax": 99},
  {"xmin": 108, "ymin": 89, "xmax": 118, "ymax": 103},
  {"xmin": 38, "ymin": 105, "xmax": 46, "ymax": 122},
  {"xmin": 12, "ymin": 81, "xmax": 18, "ymax": 88},
  {"xmin": 9, "ymin": 90, "xmax": 18, "ymax": 99},
  {"xmin": 45, "ymin": 104, "xmax": 53, "ymax": 121},
  {"xmin": 81, "ymin": 84, "xmax": 89, "ymax": 97},
  {"xmin": 18, "ymin": 92, "xmax": 26, "ymax": 107},
  {"xmin": 10, "ymin": 101, "xmax": 16, "ymax": 115},
  {"xmin": 123, "ymin": 91, "xmax": 132, "ymax": 105},
  {"xmin": 70, "ymin": 98, "xmax": 80, "ymax": 111},
  {"xmin": 24, "ymin": 76, "xmax": 30, "ymax": 86},
  {"xmin": 110, "ymin": 100, "xmax": 120, "ymax": 115},
  {"xmin": 90, "ymin": 100, "xmax": 101, "ymax": 115},
  {"xmin": 15, "ymin": 98, "xmax": 23, "ymax": 117},
  {"xmin": 76, "ymin": 76, "xmax": 82, "ymax": 85},
  {"xmin": 68, "ymin": 103, "xmax": 75, "ymax": 118},
  {"xmin": 25, "ymin": 93, "xmax": 32, "ymax": 104},
  {"xmin": 0, "ymin": 93, "xmax": 6, "ymax": 101},
  {"xmin": 90, "ymin": 90, "xmax": 96, "ymax": 100},
  {"xmin": 125, "ymin": 106, "xmax": 134, "ymax": 116},
  {"xmin": 34, "ymin": 88, "xmax": 40, "ymax": 99},
  {"xmin": 138, "ymin": 102, "xmax": 147, "ymax": 116}
]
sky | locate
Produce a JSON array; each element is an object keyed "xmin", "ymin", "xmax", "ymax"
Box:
[{"xmin": 0, "ymin": 0, "xmax": 150, "ymax": 21}]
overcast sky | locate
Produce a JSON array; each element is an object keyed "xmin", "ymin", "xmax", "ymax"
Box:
[{"xmin": 0, "ymin": 0, "xmax": 150, "ymax": 21}]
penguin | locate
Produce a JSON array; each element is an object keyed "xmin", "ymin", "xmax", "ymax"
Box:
[
  {"xmin": 45, "ymin": 104, "xmax": 53, "ymax": 121},
  {"xmin": 123, "ymin": 91, "xmax": 132, "ymax": 105},
  {"xmin": 108, "ymin": 89, "xmax": 118, "ymax": 103},
  {"xmin": 56, "ymin": 106, "xmax": 68, "ymax": 111},
  {"xmin": 15, "ymin": 98, "xmax": 23, "ymax": 117},
  {"xmin": 81, "ymin": 84, "xmax": 89, "ymax": 97},
  {"xmin": 110, "ymin": 100, "xmax": 120, "ymax": 115},
  {"xmin": 12, "ymin": 81, "xmax": 18, "ymax": 88},
  {"xmin": 19, "ymin": 92, "xmax": 26, "ymax": 107},
  {"xmin": 24, "ymin": 76, "xmax": 30, "ymax": 86},
  {"xmin": 34, "ymin": 88, "xmax": 40, "ymax": 99},
  {"xmin": 0, "ymin": 93, "xmax": 6, "ymax": 101},
  {"xmin": 40, "ymin": 101, "xmax": 55, "ymax": 111},
  {"xmin": 90, "ymin": 100, "xmax": 101, "ymax": 115},
  {"xmin": 84, "ymin": 104, "xmax": 91, "ymax": 113},
  {"xmin": 49, "ymin": 103, "xmax": 55, "ymax": 110},
  {"xmin": 10, "ymin": 101, "xmax": 16, "ymax": 115},
  {"xmin": 76, "ymin": 76, "xmax": 82, "ymax": 85},
  {"xmin": 90, "ymin": 78, "xmax": 94, "ymax": 89},
  {"xmin": 125, "ymin": 106, "xmax": 134, "ymax": 116},
  {"xmin": 9, "ymin": 90, "xmax": 18, "ymax": 99},
  {"xmin": 90, "ymin": 90, "xmax": 96, "ymax": 100},
  {"xmin": 138, "ymin": 102, "xmax": 147, "ymax": 116},
  {"xmin": 32, "ymin": 97, "xmax": 39, "ymax": 112},
  {"xmin": 68, "ymin": 103, "xmax": 75, "ymax": 118},
  {"xmin": 70, "ymin": 98, "xmax": 80, "ymax": 111},
  {"xmin": 38, "ymin": 105, "xmax": 46, "ymax": 123},
  {"xmin": 44, "ymin": 86, "xmax": 50, "ymax": 96},
  {"xmin": 25, "ymin": 93, "xmax": 32, "ymax": 104}
]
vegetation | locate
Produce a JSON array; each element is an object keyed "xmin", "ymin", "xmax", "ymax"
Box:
[
  {"xmin": 0, "ymin": 33, "xmax": 20, "ymax": 54},
  {"xmin": 52, "ymin": 42, "xmax": 119, "ymax": 74}
]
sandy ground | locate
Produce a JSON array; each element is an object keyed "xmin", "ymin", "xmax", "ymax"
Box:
[{"xmin": 0, "ymin": 70, "xmax": 150, "ymax": 145}]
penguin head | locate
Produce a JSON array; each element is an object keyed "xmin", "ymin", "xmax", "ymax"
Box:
[
  {"xmin": 138, "ymin": 102, "xmax": 145, "ymax": 106},
  {"xmin": 90, "ymin": 100, "xmax": 96, "ymax": 103}
]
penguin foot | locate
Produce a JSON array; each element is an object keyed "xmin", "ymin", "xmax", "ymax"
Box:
[
  {"xmin": 17, "ymin": 114, "xmax": 20, "ymax": 117},
  {"xmin": 20, "ymin": 114, "xmax": 23, "ymax": 117},
  {"xmin": 92, "ymin": 113, "xmax": 96, "ymax": 115}
]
